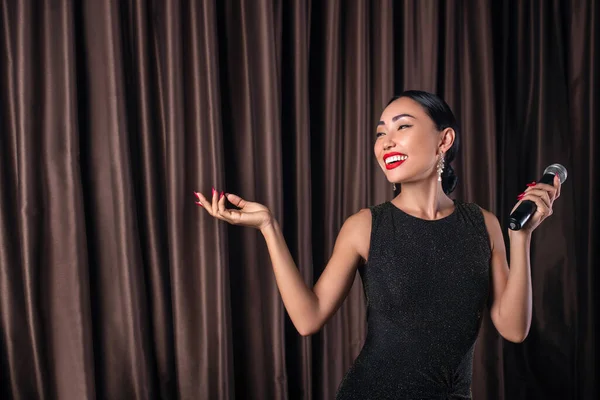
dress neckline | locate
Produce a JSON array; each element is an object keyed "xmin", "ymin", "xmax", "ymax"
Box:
[{"xmin": 386, "ymin": 199, "xmax": 459, "ymax": 222}]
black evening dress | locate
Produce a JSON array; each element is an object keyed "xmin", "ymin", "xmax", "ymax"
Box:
[{"xmin": 335, "ymin": 200, "xmax": 491, "ymax": 399}]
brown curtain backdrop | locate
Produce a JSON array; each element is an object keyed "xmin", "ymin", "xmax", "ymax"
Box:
[{"xmin": 0, "ymin": 0, "xmax": 597, "ymax": 399}]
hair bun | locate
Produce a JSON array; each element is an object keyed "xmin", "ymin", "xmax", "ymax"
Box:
[{"xmin": 441, "ymin": 164, "xmax": 458, "ymax": 195}]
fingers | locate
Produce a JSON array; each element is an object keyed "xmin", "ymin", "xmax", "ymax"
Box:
[
  {"xmin": 218, "ymin": 190, "xmax": 226, "ymax": 214},
  {"xmin": 524, "ymin": 181, "xmax": 558, "ymax": 202},
  {"xmin": 194, "ymin": 188, "xmax": 224, "ymax": 217},
  {"xmin": 217, "ymin": 208, "xmax": 242, "ymax": 224},
  {"xmin": 225, "ymin": 193, "xmax": 247, "ymax": 209},
  {"xmin": 521, "ymin": 188, "xmax": 551, "ymax": 209},
  {"xmin": 211, "ymin": 187, "xmax": 218, "ymax": 214},
  {"xmin": 516, "ymin": 187, "xmax": 552, "ymax": 217},
  {"xmin": 527, "ymin": 193, "xmax": 552, "ymax": 216},
  {"xmin": 194, "ymin": 188, "xmax": 240, "ymax": 224},
  {"xmin": 512, "ymin": 175, "xmax": 563, "ymax": 229},
  {"xmin": 194, "ymin": 191, "xmax": 210, "ymax": 211},
  {"xmin": 194, "ymin": 191, "xmax": 204, "ymax": 207}
]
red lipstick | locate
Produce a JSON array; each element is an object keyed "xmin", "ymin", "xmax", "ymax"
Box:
[{"xmin": 383, "ymin": 152, "xmax": 408, "ymax": 170}]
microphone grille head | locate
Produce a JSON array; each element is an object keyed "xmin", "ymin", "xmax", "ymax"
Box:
[{"xmin": 544, "ymin": 163, "xmax": 568, "ymax": 183}]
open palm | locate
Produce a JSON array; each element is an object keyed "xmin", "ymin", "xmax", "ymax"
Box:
[{"xmin": 194, "ymin": 190, "xmax": 272, "ymax": 230}]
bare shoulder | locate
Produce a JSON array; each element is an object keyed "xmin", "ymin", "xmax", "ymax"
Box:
[
  {"xmin": 340, "ymin": 208, "xmax": 372, "ymax": 262},
  {"xmin": 476, "ymin": 205, "xmax": 503, "ymax": 251},
  {"xmin": 477, "ymin": 206, "xmax": 500, "ymax": 225},
  {"xmin": 343, "ymin": 208, "xmax": 372, "ymax": 236},
  {"xmin": 345, "ymin": 207, "xmax": 372, "ymax": 226}
]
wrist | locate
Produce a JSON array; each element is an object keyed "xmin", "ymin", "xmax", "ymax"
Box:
[
  {"xmin": 260, "ymin": 215, "xmax": 276, "ymax": 235},
  {"xmin": 508, "ymin": 229, "xmax": 532, "ymax": 244}
]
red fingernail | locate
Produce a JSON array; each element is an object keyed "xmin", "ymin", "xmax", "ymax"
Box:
[
  {"xmin": 220, "ymin": 191, "xmax": 224, "ymax": 199},
  {"xmin": 526, "ymin": 182, "xmax": 536, "ymax": 187},
  {"xmin": 212, "ymin": 187, "xmax": 216, "ymax": 195},
  {"xmin": 196, "ymin": 202, "xmax": 203, "ymax": 207}
]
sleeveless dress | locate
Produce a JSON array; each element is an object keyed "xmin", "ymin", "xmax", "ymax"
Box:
[{"xmin": 335, "ymin": 200, "xmax": 491, "ymax": 399}]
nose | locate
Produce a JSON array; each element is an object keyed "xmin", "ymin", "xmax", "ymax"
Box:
[{"xmin": 382, "ymin": 137, "xmax": 395, "ymax": 150}]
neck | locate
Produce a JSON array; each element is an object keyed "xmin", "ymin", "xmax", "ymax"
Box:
[{"xmin": 393, "ymin": 178, "xmax": 454, "ymax": 220}]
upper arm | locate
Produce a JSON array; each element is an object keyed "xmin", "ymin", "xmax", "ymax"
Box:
[
  {"xmin": 311, "ymin": 208, "xmax": 371, "ymax": 327},
  {"xmin": 480, "ymin": 208, "xmax": 510, "ymax": 328}
]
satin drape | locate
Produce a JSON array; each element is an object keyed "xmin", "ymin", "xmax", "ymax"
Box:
[{"xmin": 1, "ymin": 1, "xmax": 597, "ymax": 399}]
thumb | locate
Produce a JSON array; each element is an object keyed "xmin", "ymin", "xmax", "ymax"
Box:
[{"xmin": 225, "ymin": 193, "xmax": 247, "ymax": 208}]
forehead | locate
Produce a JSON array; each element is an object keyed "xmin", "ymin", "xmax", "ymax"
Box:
[{"xmin": 379, "ymin": 97, "xmax": 426, "ymax": 121}]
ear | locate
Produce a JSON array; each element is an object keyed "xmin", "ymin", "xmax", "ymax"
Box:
[{"xmin": 438, "ymin": 128, "xmax": 455, "ymax": 154}]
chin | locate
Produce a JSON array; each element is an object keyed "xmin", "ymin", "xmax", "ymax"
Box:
[
  {"xmin": 386, "ymin": 167, "xmax": 431, "ymax": 185},
  {"xmin": 386, "ymin": 172, "xmax": 411, "ymax": 184}
]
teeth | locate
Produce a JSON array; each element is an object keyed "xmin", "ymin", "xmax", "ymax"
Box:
[{"xmin": 385, "ymin": 155, "xmax": 407, "ymax": 165}]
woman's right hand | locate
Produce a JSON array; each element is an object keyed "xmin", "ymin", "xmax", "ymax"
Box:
[{"xmin": 194, "ymin": 188, "xmax": 273, "ymax": 230}]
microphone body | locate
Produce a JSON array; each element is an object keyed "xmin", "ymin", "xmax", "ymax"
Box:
[{"xmin": 508, "ymin": 164, "xmax": 567, "ymax": 231}]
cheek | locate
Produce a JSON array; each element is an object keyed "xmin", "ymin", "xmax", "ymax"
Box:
[
  {"xmin": 405, "ymin": 135, "xmax": 435, "ymax": 158},
  {"xmin": 373, "ymin": 141, "xmax": 381, "ymax": 157}
]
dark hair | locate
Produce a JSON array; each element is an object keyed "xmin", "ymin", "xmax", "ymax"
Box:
[{"xmin": 387, "ymin": 90, "xmax": 460, "ymax": 195}]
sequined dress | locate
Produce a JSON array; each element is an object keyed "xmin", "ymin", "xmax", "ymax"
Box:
[{"xmin": 335, "ymin": 200, "xmax": 491, "ymax": 399}]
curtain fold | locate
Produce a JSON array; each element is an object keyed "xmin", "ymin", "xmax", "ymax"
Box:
[
  {"xmin": 2, "ymin": 1, "xmax": 50, "ymax": 398},
  {"xmin": 280, "ymin": 1, "xmax": 313, "ymax": 398},
  {"xmin": 0, "ymin": 0, "xmax": 597, "ymax": 399},
  {"xmin": 564, "ymin": 2, "xmax": 598, "ymax": 399}
]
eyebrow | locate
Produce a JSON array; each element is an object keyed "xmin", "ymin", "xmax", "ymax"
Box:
[{"xmin": 377, "ymin": 113, "xmax": 416, "ymax": 126}]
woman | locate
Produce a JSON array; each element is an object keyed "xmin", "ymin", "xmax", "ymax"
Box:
[{"xmin": 194, "ymin": 91, "xmax": 561, "ymax": 399}]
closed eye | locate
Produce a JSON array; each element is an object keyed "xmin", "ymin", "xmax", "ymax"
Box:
[
  {"xmin": 376, "ymin": 131, "xmax": 385, "ymax": 138},
  {"xmin": 398, "ymin": 124, "xmax": 412, "ymax": 130}
]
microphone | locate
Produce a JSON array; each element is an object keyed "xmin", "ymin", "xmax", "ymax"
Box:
[{"xmin": 508, "ymin": 163, "xmax": 568, "ymax": 231}]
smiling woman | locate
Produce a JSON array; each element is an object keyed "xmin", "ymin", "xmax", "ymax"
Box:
[
  {"xmin": 195, "ymin": 90, "xmax": 562, "ymax": 399},
  {"xmin": 377, "ymin": 91, "xmax": 460, "ymax": 196}
]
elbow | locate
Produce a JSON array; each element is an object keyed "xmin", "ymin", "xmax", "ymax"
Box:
[
  {"xmin": 492, "ymin": 309, "xmax": 531, "ymax": 343},
  {"xmin": 504, "ymin": 334, "xmax": 528, "ymax": 343},
  {"xmin": 297, "ymin": 325, "xmax": 320, "ymax": 337},
  {"xmin": 296, "ymin": 320, "xmax": 323, "ymax": 337},
  {"xmin": 293, "ymin": 306, "xmax": 324, "ymax": 336},
  {"xmin": 502, "ymin": 328, "xmax": 530, "ymax": 343}
]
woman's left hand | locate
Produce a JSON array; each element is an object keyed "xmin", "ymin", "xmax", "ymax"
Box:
[{"xmin": 511, "ymin": 175, "xmax": 562, "ymax": 234}]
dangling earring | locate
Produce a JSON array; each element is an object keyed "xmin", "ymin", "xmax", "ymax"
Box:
[
  {"xmin": 392, "ymin": 183, "xmax": 397, "ymax": 191},
  {"xmin": 437, "ymin": 153, "xmax": 445, "ymax": 181}
]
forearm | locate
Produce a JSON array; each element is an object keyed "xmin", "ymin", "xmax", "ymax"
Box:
[
  {"xmin": 497, "ymin": 231, "xmax": 533, "ymax": 341},
  {"xmin": 261, "ymin": 219, "xmax": 320, "ymax": 335}
]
